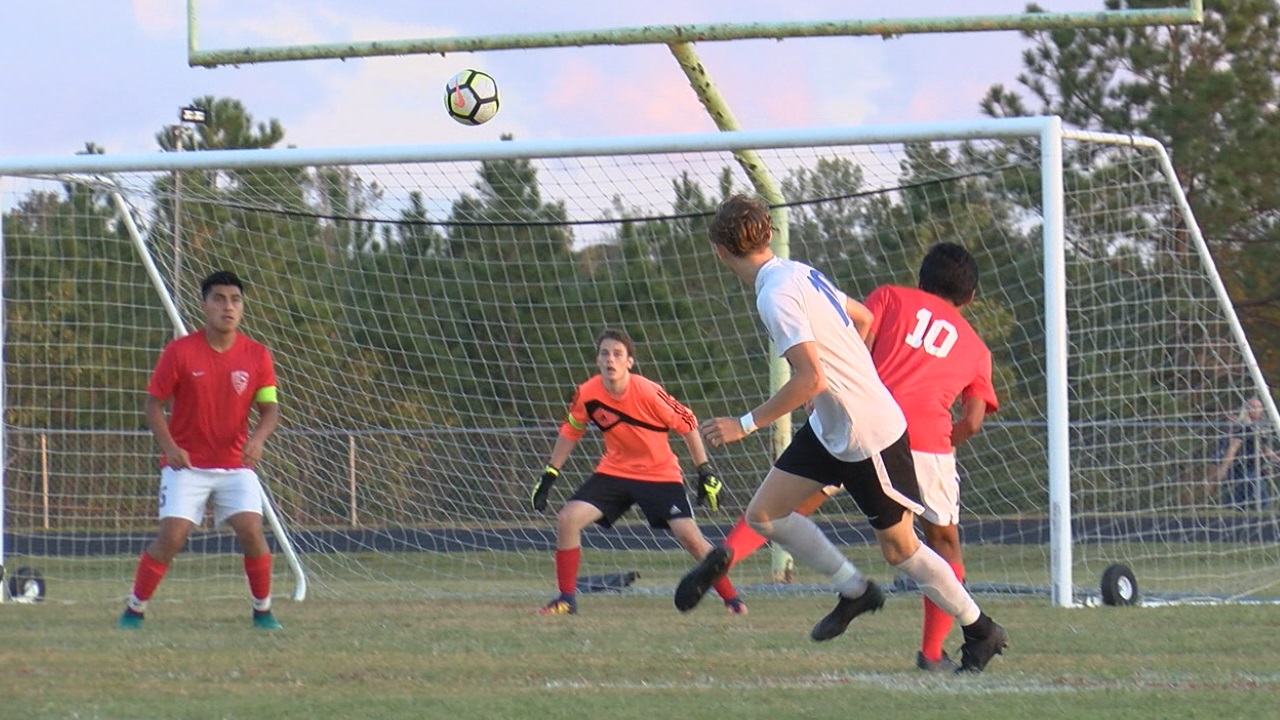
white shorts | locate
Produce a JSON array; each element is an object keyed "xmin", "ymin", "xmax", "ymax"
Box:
[
  {"xmin": 158, "ymin": 467, "xmax": 265, "ymax": 526},
  {"xmin": 911, "ymin": 450, "xmax": 960, "ymax": 526}
]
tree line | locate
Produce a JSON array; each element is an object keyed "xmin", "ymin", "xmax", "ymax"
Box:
[{"xmin": 2, "ymin": 0, "xmax": 1273, "ymax": 527}]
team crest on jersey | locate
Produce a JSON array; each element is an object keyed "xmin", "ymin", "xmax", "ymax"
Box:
[{"xmin": 231, "ymin": 370, "xmax": 249, "ymax": 395}]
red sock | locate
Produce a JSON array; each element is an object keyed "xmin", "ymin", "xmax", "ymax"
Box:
[
  {"xmin": 711, "ymin": 575, "xmax": 739, "ymax": 602},
  {"xmin": 723, "ymin": 489, "xmax": 832, "ymax": 568},
  {"xmin": 243, "ymin": 553, "xmax": 273, "ymax": 604},
  {"xmin": 554, "ymin": 547, "xmax": 581, "ymax": 596},
  {"xmin": 921, "ymin": 561, "xmax": 965, "ymax": 661},
  {"xmin": 130, "ymin": 550, "xmax": 169, "ymax": 603},
  {"xmin": 723, "ymin": 517, "xmax": 768, "ymax": 568}
]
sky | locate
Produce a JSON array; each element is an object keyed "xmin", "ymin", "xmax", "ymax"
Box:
[{"xmin": 0, "ymin": 1, "xmax": 1117, "ymax": 159}]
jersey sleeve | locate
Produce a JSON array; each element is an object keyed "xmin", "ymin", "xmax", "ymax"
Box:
[
  {"xmin": 558, "ymin": 385, "xmax": 590, "ymax": 440},
  {"xmin": 961, "ymin": 348, "xmax": 999, "ymax": 413},
  {"xmin": 863, "ymin": 285, "xmax": 890, "ymax": 343},
  {"xmin": 146, "ymin": 342, "xmax": 180, "ymax": 401},
  {"xmin": 649, "ymin": 382, "xmax": 697, "ymax": 435},
  {"xmin": 758, "ymin": 285, "xmax": 815, "ymax": 357},
  {"xmin": 254, "ymin": 346, "xmax": 279, "ymax": 404}
]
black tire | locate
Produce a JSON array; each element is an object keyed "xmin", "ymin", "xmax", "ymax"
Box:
[
  {"xmin": 1100, "ymin": 563, "xmax": 1138, "ymax": 606},
  {"xmin": 8, "ymin": 566, "xmax": 46, "ymax": 602}
]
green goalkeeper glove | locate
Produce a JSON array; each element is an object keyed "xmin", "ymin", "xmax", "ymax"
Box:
[
  {"xmin": 531, "ymin": 465, "xmax": 560, "ymax": 512},
  {"xmin": 696, "ymin": 463, "xmax": 723, "ymax": 512}
]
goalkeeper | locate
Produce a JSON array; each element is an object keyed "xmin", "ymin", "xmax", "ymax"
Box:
[{"xmin": 531, "ymin": 328, "xmax": 745, "ymax": 616}]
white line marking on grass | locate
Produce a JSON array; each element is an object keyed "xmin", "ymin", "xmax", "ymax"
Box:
[
  {"xmin": 544, "ymin": 674, "xmax": 1080, "ymax": 694},
  {"xmin": 543, "ymin": 673, "xmax": 1280, "ymax": 694}
]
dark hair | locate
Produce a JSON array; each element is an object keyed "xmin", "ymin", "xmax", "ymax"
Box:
[
  {"xmin": 595, "ymin": 328, "xmax": 636, "ymax": 358},
  {"xmin": 201, "ymin": 270, "xmax": 244, "ymax": 299},
  {"xmin": 917, "ymin": 243, "xmax": 978, "ymax": 305},
  {"xmin": 709, "ymin": 194, "xmax": 773, "ymax": 257}
]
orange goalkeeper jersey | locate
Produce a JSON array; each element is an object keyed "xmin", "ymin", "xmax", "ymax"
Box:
[{"xmin": 559, "ymin": 374, "xmax": 698, "ymax": 483}]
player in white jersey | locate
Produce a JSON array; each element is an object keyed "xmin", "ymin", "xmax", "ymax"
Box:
[{"xmin": 674, "ymin": 194, "xmax": 1007, "ymax": 673}]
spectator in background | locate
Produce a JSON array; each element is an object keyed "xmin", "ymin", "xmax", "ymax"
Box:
[{"xmin": 1214, "ymin": 396, "xmax": 1279, "ymax": 511}]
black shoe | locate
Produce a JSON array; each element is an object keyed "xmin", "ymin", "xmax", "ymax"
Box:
[
  {"xmin": 810, "ymin": 580, "xmax": 885, "ymax": 642},
  {"xmin": 916, "ymin": 650, "xmax": 959, "ymax": 672},
  {"xmin": 674, "ymin": 546, "xmax": 733, "ymax": 612},
  {"xmin": 956, "ymin": 620, "xmax": 1008, "ymax": 673}
]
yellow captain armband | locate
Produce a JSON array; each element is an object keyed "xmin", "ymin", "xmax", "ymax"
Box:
[
  {"xmin": 566, "ymin": 414, "xmax": 587, "ymax": 431},
  {"xmin": 254, "ymin": 386, "xmax": 279, "ymax": 404}
]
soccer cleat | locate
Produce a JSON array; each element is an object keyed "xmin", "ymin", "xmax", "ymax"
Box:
[
  {"xmin": 253, "ymin": 610, "xmax": 283, "ymax": 630},
  {"xmin": 537, "ymin": 595, "xmax": 577, "ymax": 616},
  {"xmin": 916, "ymin": 650, "xmax": 959, "ymax": 672},
  {"xmin": 724, "ymin": 597, "xmax": 749, "ymax": 616},
  {"xmin": 674, "ymin": 546, "xmax": 733, "ymax": 612},
  {"xmin": 956, "ymin": 620, "xmax": 1008, "ymax": 673},
  {"xmin": 809, "ymin": 580, "xmax": 885, "ymax": 642},
  {"xmin": 117, "ymin": 608, "xmax": 145, "ymax": 630}
]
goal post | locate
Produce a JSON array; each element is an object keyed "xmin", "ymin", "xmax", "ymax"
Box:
[{"xmin": 2, "ymin": 117, "xmax": 1277, "ymax": 607}]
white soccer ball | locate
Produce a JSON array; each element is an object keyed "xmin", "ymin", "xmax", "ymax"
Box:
[{"xmin": 445, "ymin": 69, "xmax": 500, "ymax": 126}]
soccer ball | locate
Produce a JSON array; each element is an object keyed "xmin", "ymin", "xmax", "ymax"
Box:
[{"xmin": 445, "ymin": 69, "xmax": 499, "ymax": 126}]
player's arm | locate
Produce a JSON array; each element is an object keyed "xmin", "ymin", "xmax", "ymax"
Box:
[
  {"xmin": 242, "ymin": 395, "xmax": 281, "ymax": 469},
  {"xmin": 844, "ymin": 297, "xmax": 875, "ymax": 342},
  {"xmin": 950, "ymin": 396, "xmax": 989, "ymax": 447},
  {"xmin": 531, "ymin": 434, "xmax": 579, "ymax": 512},
  {"xmin": 1215, "ymin": 436, "xmax": 1243, "ymax": 482},
  {"xmin": 546, "ymin": 433, "xmax": 578, "ymax": 470},
  {"xmin": 700, "ymin": 341, "xmax": 824, "ymax": 447},
  {"xmin": 680, "ymin": 426, "xmax": 725, "ymax": 511},
  {"xmin": 145, "ymin": 394, "xmax": 190, "ymax": 469}
]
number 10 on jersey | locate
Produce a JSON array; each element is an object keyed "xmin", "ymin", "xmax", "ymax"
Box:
[{"xmin": 904, "ymin": 308, "xmax": 958, "ymax": 358}]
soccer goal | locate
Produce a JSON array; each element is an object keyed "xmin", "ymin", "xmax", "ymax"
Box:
[{"xmin": 2, "ymin": 117, "xmax": 1276, "ymax": 607}]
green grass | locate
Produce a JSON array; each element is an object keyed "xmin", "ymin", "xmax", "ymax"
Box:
[{"xmin": 3, "ymin": 591, "xmax": 1278, "ymax": 719}]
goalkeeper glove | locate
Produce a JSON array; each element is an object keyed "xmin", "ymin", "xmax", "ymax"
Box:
[
  {"xmin": 696, "ymin": 463, "xmax": 723, "ymax": 512},
  {"xmin": 531, "ymin": 465, "xmax": 560, "ymax": 512}
]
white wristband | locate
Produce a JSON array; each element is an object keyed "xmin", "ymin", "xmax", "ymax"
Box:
[{"xmin": 739, "ymin": 411, "xmax": 758, "ymax": 435}]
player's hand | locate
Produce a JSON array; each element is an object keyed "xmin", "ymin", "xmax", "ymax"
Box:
[
  {"xmin": 531, "ymin": 465, "xmax": 560, "ymax": 512},
  {"xmin": 164, "ymin": 444, "xmax": 192, "ymax": 470},
  {"xmin": 696, "ymin": 463, "xmax": 723, "ymax": 512},
  {"xmin": 242, "ymin": 437, "xmax": 266, "ymax": 468},
  {"xmin": 700, "ymin": 416, "xmax": 749, "ymax": 448}
]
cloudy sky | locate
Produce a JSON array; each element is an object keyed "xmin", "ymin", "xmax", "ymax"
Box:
[{"xmin": 1, "ymin": 1, "xmax": 1124, "ymax": 159}]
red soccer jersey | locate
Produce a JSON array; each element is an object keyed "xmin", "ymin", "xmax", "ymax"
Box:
[
  {"xmin": 147, "ymin": 331, "xmax": 277, "ymax": 469},
  {"xmin": 865, "ymin": 285, "xmax": 998, "ymax": 453},
  {"xmin": 559, "ymin": 374, "xmax": 697, "ymax": 483}
]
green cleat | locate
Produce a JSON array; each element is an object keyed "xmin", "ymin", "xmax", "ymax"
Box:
[
  {"xmin": 253, "ymin": 610, "xmax": 283, "ymax": 630},
  {"xmin": 117, "ymin": 608, "xmax": 144, "ymax": 630}
]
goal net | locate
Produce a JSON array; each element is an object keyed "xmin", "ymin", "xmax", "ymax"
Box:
[{"xmin": 2, "ymin": 118, "xmax": 1277, "ymax": 607}]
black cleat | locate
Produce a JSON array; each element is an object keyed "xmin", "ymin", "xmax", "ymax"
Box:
[
  {"xmin": 810, "ymin": 580, "xmax": 885, "ymax": 641},
  {"xmin": 916, "ymin": 650, "xmax": 959, "ymax": 672},
  {"xmin": 674, "ymin": 546, "xmax": 733, "ymax": 612},
  {"xmin": 956, "ymin": 620, "xmax": 1008, "ymax": 673}
]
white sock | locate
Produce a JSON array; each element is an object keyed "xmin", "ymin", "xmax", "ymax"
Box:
[
  {"xmin": 749, "ymin": 513, "xmax": 866, "ymax": 596},
  {"xmin": 252, "ymin": 596, "xmax": 272, "ymax": 613},
  {"xmin": 126, "ymin": 595, "xmax": 147, "ymax": 613},
  {"xmin": 894, "ymin": 545, "xmax": 980, "ymax": 625}
]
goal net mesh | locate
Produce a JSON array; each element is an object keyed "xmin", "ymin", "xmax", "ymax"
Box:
[{"xmin": 3, "ymin": 127, "xmax": 1277, "ymax": 605}]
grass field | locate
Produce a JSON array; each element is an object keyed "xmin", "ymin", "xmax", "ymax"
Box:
[{"xmin": 3, "ymin": 585, "xmax": 1278, "ymax": 720}]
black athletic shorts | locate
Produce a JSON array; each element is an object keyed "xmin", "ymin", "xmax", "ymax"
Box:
[
  {"xmin": 569, "ymin": 473, "xmax": 694, "ymax": 529},
  {"xmin": 774, "ymin": 422, "xmax": 922, "ymax": 530}
]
